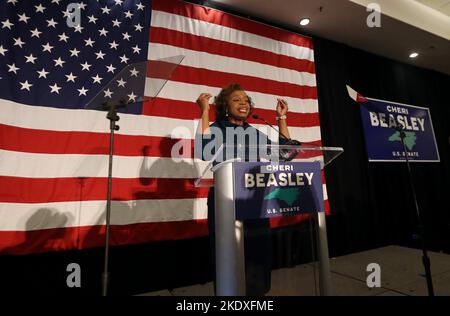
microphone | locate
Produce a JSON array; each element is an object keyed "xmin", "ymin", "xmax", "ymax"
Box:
[
  {"xmin": 252, "ymin": 114, "xmax": 302, "ymax": 161},
  {"xmin": 252, "ymin": 114, "xmax": 291, "ymax": 141}
]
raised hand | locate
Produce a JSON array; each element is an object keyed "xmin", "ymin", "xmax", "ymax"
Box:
[
  {"xmin": 276, "ymin": 98, "xmax": 288, "ymax": 116},
  {"xmin": 196, "ymin": 93, "xmax": 213, "ymax": 113}
]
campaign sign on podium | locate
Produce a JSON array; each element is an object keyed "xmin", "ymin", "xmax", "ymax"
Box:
[
  {"xmin": 233, "ymin": 161, "xmax": 324, "ymax": 219},
  {"xmin": 195, "ymin": 144, "xmax": 343, "ymax": 296}
]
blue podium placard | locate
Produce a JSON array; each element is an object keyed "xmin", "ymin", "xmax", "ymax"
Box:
[
  {"xmin": 359, "ymin": 98, "xmax": 440, "ymax": 162},
  {"xmin": 233, "ymin": 161, "xmax": 324, "ymax": 220}
]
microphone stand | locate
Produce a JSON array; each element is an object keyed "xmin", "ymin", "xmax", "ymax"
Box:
[
  {"xmin": 394, "ymin": 124, "xmax": 434, "ymax": 296},
  {"xmin": 252, "ymin": 114, "xmax": 292, "ymax": 142},
  {"xmin": 252, "ymin": 114, "xmax": 301, "ymax": 161}
]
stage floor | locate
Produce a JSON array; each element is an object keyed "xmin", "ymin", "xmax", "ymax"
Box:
[{"xmin": 140, "ymin": 245, "xmax": 450, "ymax": 296}]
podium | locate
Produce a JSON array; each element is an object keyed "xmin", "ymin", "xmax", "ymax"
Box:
[{"xmin": 195, "ymin": 144, "xmax": 344, "ymax": 296}]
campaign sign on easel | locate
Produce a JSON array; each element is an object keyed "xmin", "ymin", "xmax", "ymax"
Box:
[
  {"xmin": 359, "ymin": 98, "xmax": 440, "ymax": 162},
  {"xmin": 233, "ymin": 161, "xmax": 324, "ymax": 220}
]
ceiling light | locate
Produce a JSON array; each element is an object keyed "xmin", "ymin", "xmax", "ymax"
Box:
[
  {"xmin": 300, "ymin": 18, "xmax": 310, "ymax": 26},
  {"xmin": 409, "ymin": 52, "xmax": 419, "ymax": 59}
]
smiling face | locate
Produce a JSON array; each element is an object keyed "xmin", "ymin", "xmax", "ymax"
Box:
[{"xmin": 227, "ymin": 90, "xmax": 251, "ymax": 121}]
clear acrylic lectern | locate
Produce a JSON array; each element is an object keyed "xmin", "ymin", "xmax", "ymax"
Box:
[{"xmin": 195, "ymin": 144, "xmax": 344, "ymax": 296}]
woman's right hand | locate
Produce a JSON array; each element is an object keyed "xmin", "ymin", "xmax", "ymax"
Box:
[{"xmin": 196, "ymin": 93, "xmax": 212, "ymax": 113}]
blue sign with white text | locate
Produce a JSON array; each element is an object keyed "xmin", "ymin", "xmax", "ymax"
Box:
[
  {"xmin": 359, "ymin": 98, "xmax": 440, "ymax": 162},
  {"xmin": 233, "ymin": 162, "xmax": 324, "ymax": 220}
]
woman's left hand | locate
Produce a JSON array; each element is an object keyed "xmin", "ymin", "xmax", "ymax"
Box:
[{"xmin": 276, "ymin": 98, "xmax": 288, "ymax": 116}]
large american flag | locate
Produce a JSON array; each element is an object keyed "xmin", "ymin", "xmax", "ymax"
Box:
[{"xmin": 0, "ymin": 0, "xmax": 327, "ymax": 254}]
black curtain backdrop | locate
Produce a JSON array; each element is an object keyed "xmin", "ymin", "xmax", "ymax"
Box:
[
  {"xmin": 1, "ymin": 36, "xmax": 449, "ymax": 296},
  {"xmin": 314, "ymin": 37, "xmax": 450, "ymax": 257}
]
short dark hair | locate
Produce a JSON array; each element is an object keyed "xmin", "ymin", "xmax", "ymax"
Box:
[{"xmin": 214, "ymin": 83, "xmax": 254, "ymax": 121}]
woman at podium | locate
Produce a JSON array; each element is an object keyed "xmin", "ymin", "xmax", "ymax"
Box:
[{"xmin": 195, "ymin": 83, "xmax": 292, "ymax": 295}]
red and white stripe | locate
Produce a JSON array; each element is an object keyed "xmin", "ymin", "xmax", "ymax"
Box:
[{"xmin": 0, "ymin": 0, "xmax": 327, "ymax": 254}]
